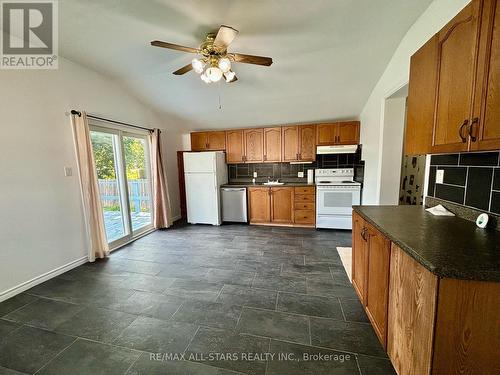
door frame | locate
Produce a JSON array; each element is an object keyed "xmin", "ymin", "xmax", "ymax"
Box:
[{"xmin": 90, "ymin": 121, "xmax": 155, "ymax": 250}]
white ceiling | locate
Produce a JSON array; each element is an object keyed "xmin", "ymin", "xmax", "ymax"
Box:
[{"xmin": 58, "ymin": 0, "xmax": 432, "ymax": 130}]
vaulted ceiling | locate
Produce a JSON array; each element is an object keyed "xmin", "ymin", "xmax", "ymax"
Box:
[{"xmin": 58, "ymin": 0, "xmax": 432, "ymax": 129}]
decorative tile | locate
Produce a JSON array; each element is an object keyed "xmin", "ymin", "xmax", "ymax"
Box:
[
  {"xmin": 434, "ymin": 184, "xmax": 465, "ymax": 204},
  {"xmin": 459, "ymin": 152, "xmax": 499, "ymax": 166},
  {"xmin": 430, "ymin": 154, "xmax": 459, "ymax": 166},
  {"xmin": 465, "ymin": 168, "xmax": 493, "ymax": 211}
]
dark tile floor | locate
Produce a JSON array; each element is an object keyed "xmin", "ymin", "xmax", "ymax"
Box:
[{"xmin": 0, "ymin": 223, "xmax": 396, "ymax": 375}]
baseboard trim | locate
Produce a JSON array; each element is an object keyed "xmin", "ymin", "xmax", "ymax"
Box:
[
  {"xmin": 0, "ymin": 256, "xmax": 88, "ymax": 302},
  {"xmin": 171, "ymin": 214, "xmax": 181, "ymax": 222}
]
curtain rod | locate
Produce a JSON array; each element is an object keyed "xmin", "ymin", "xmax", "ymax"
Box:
[{"xmin": 70, "ymin": 110, "xmax": 154, "ymax": 132}]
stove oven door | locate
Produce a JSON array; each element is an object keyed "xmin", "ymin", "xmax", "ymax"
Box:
[{"xmin": 316, "ymin": 186, "xmax": 359, "ymax": 215}]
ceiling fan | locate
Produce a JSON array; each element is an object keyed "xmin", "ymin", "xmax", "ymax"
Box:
[{"xmin": 150, "ymin": 25, "xmax": 273, "ymax": 84}]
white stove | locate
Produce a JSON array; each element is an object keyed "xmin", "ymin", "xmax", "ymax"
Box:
[{"xmin": 315, "ymin": 168, "xmax": 361, "ymax": 230}]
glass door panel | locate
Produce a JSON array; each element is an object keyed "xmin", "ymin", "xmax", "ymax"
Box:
[
  {"xmin": 123, "ymin": 135, "xmax": 153, "ymax": 233},
  {"xmin": 90, "ymin": 130, "xmax": 130, "ymax": 243}
]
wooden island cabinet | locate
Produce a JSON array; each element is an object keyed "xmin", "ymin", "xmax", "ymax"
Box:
[{"xmin": 352, "ymin": 210, "xmax": 500, "ymax": 375}]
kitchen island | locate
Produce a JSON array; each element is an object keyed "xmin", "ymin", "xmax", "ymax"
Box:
[{"xmin": 352, "ymin": 205, "xmax": 499, "ymax": 375}]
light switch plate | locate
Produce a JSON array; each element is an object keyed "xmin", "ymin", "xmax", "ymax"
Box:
[
  {"xmin": 253, "ymin": 171, "xmax": 258, "ymax": 178},
  {"xmin": 436, "ymin": 169, "xmax": 444, "ymax": 184},
  {"xmin": 298, "ymin": 171, "xmax": 304, "ymax": 178},
  {"xmin": 64, "ymin": 167, "xmax": 73, "ymax": 177}
]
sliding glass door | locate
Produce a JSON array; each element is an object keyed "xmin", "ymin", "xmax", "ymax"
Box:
[{"xmin": 90, "ymin": 125, "xmax": 153, "ymax": 249}]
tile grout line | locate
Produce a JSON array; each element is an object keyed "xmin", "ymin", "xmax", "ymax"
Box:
[
  {"xmin": 182, "ymin": 325, "xmax": 201, "ymax": 355},
  {"xmin": 308, "ymin": 317, "xmax": 312, "ymax": 346},
  {"xmin": 338, "ymin": 297, "xmax": 347, "ymax": 321},
  {"xmin": 32, "ymin": 336, "xmax": 78, "ymax": 374}
]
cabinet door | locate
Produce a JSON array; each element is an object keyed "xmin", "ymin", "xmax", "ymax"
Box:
[
  {"xmin": 432, "ymin": 1, "xmax": 481, "ymax": 153},
  {"xmin": 406, "ymin": 36, "xmax": 438, "ymax": 155},
  {"xmin": 282, "ymin": 126, "xmax": 299, "ymax": 162},
  {"xmin": 471, "ymin": 0, "xmax": 500, "ymax": 151},
  {"xmin": 298, "ymin": 125, "xmax": 316, "ymax": 161},
  {"xmin": 226, "ymin": 130, "xmax": 244, "ymax": 163},
  {"xmin": 263, "ymin": 127, "xmax": 282, "ymax": 162},
  {"xmin": 337, "ymin": 121, "xmax": 360, "ymax": 145},
  {"xmin": 270, "ymin": 187, "xmax": 294, "ymax": 224},
  {"xmin": 206, "ymin": 131, "xmax": 226, "ymax": 151},
  {"xmin": 244, "ymin": 129, "xmax": 264, "ymax": 163},
  {"xmin": 365, "ymin": 224, "xmax": 391, "ymax": 349},
  {"xmin": 387, "ymin": 244, "xmax": 438, "ymax": 375},
  {"xmin": 248, "ymin": 187, "xmax": 271, "ymax": 223},
  {"xmin": 316, "ymin": 123, "xmax": 337, "ymax": 146},
  {"xmin": 191, "ymin": 132, "xmax": 207, "ymax": 151},
  {"xmin": 352, "ymin": 212, "xmax": 368, "ymax": 304}
]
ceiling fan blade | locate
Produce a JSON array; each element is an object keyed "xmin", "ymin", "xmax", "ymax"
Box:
[
  {"xmin": 214, "ymin": 25, "xmax": 239, "ymax": 49},
  {"xmin": 173, "ymin": 64, "xmax": 193, "ymax": 75},
  {"xmin": 232, "ymin": 53, "xmax": 273, "ymax": 66},
  {"xmin": 150, "ymin": 40, "xmax": 199, "ymax": 54}
]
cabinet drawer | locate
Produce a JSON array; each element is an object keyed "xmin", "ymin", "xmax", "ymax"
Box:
[
  {"xmin": 294, "ymin": 202, "xmax": 315, "ymax": 210},
  {"xmin": 294, "ymin": 210, "xmax": 315, "ymax": 224},
  {"xmin": 294, "ymin": 186, "xmax": 315, "ymax": 195},
  {"xmin": 294, "ymin": 194, "xmax": 315, "ymax": 202}
]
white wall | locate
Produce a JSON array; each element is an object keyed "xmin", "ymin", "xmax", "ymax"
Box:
[
  {"xmin": 359, "ymin": 0, "xmax": 470, "ymax": 204},
  {"xmin": 379, "ymin": 97, "xmax": 406, "ymax": 205},
  {"xmin": 0, "ymin": 57, "xmax": 184, "ymax": 300}
]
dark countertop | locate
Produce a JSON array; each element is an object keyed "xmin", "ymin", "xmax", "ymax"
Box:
[
  {"xmin": 221, "ymin": 182, "xmax": 316, "ymax": 188},
  {"xmin": 353, "ymin": 205, "xmax": 500, "ymax": 282}
]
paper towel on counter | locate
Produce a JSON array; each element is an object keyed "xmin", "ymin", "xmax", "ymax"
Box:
[{"xmin": 425, "ymin": 204, "xmax": 455, "ymax": 216}]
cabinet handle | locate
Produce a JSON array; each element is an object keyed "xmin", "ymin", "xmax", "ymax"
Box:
[
  {"xmin": 296, "ymin": 153, "xmax": 299, "ymax": 160},
  {"xmin": 263, "ymin": 154, "xmax": 267, "ymax": 161},
  {"xmin": 469, "ymin": 117, "xmax": 479, "ymax": 142},
  {"xmin": 298, "ymin": 153, "xmax": 302, "ymax": 160},
  {"xmin": 459, "ymin": 119, "xmax": 469, "ymax": 143}
]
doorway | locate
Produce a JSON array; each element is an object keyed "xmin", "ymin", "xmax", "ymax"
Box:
[{"xmin": 90, "ymin": 124, "xmax": 153, "ymax": 249}]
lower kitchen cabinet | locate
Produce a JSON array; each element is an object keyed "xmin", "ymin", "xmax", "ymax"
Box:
[
  {"xmin": 248, "ymin": 186, "xmax": 315, "ymax": 227},
  {"xmin": 365, "ymin": 222, "xmax": 391, "ymax": 348},
  {"xmin": 248, "ymin": 187, "xmax": 271, "ymax": 223},
  {"xmin": 352, "ymin": 212, "xmax": 390, "ymax": 347},
  {"xmin": 352, "ymin": 212, "xmax": 500, "ymax": 375},
  {"xmin": 270, "ymin": 187, "xmax": 294, "ymax": 224},
  {"xmin": 387, "ymin": 244, "xmax": 438, "ymax": 375},
  {"xmin": 352, "ymin": 212, "xmax": 369, "ymax": 304}
]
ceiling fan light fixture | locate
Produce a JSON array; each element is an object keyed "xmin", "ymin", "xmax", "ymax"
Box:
[
  {"xmin": 206, "ymin": 66, "xmax": 223, "ymax": 82},
  {"xmin": 218, "ymin": 57, "xmax": 231, "ymax": 73},
  {"xmin": 191, "ymin": 58, "xmax": 205, "ymax": 74},
  {"xmin": 200, "ymin": 72, "xmax": 210, "ymax": 83},
  {"xmin": 224, "ymin": 70, "xmax": 236, "ymax": 82}
]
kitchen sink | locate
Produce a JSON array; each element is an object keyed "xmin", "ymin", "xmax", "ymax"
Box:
[{"xmin": 263, "ymin": 181, "xmax": 285, "ymax": 185}]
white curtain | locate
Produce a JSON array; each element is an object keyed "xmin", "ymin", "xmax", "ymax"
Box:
[
  {"xmin": 71, "ymin": 111, "xmax": 109, "ymax": 261},
  {"xmin": 150, "ymin": 129, "xmax": 172, "ymax": 229}
]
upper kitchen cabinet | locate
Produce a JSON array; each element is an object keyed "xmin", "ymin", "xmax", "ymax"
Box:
[
  {"xmin": 316, "ymin": 122, "xmax": 360, "ymax": 146},
  {"xmin": 226, "ymin": 130, "xmax": 245, "ymax": 163},
  {"xmin": 190, "ymin": 131, "xmax": 226, "ymax": 151},
  {"xmin": 405, "ymin": 36, "xmax": 438, "ymax": 155},
  {"xmin": 244, "ymin": 128, "xmax": 264, "ymax": 163},
  {"xmin": 263, "ymin": 127, "xmax": 282, "ymax": 162},
  {"xmin": 282, "ymin": 126, "xmax": 299, "ymax": 162},
  {"xmin": 298, "ymin": 124, "xmax": 316, "ymax": 161},
  {"xmin": 432, "ymin": 0, "xmax": 482, "ymax": 153},
  {"xmin": 471, "ymin": 0, "xmax": 500, "ymax": 150},
  {"xmin": 283, "ymin": 125, "xmax": 316, "ymax": 162}
]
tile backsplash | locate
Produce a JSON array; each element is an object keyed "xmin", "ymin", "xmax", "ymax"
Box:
[
  {"xmin": 228, "ymin": 148, "xmax": 364, "ymax": 184},
  {"xmin": 427, "ymin": 151, "xmax": 500, "ymax": 214}
]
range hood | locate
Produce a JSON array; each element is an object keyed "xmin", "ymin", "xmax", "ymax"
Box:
[{"xmin": 316, "ymin": 145, "xmax": 358, "ymax": 154}]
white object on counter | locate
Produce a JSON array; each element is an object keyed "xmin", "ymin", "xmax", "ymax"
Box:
[
  {"xmin": 476, "ymin": 213, "xmax": 489, "ymax": 228},
  {"xmin": 307, "ymin": 169, "xmax": 314, "ymax": 184},
  {"xmin": 425, "ymin": 204, "xmax": 455, "ymax": 216}
]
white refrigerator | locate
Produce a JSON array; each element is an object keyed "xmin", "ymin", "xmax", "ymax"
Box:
[{"xmin": 183, "ymin": 151, "xmax": 228, "ymax": 225}]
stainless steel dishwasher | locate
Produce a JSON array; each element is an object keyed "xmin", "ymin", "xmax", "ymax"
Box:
[{"xmin": 221, "ymin": 187, "xmax": 248, "ymax": 223}]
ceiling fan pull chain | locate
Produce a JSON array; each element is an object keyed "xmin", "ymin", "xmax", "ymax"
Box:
[{"xmin": 218, "ymin": 81, "xmax": 222, "ymax": 110}]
